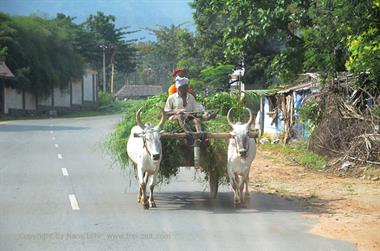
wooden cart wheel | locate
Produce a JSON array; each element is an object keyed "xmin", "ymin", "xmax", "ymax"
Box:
[{"xmin": 209, "ymin": 170, "xmax": 219, "ymax": 199}]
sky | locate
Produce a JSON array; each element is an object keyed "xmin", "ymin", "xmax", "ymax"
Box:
[{"xmin": 0, "ymin": 0, "xmax": 195, "ymax": 41}]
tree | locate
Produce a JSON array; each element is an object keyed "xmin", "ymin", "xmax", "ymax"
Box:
[
  {"xmin": 190, "ymin": 0, "xmax": 227, "ymax": 65},
  {"xmin": 81, "ymin": 12, "xmax": 137, "ymax": 91},
  {"xmin": 0, "ymin": 13, "xmax": 84, "ymax": 96},
  {"xmin": 133, "ymin": 25, "xmax": 203, "ymax": 89}
]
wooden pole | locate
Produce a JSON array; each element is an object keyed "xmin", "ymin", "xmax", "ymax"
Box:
[
  {"xmin": 259, "ymin": 96, "xmax": 265, "ymax": 136},
  {"xmin": 111, "ymin": 63, "xmax": 115, "ymax": 95},
  {"xmin": 134, "ymin": 132, "xmax": 259, "ymax": 140}
]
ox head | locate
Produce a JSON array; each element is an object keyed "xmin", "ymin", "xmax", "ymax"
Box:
[
  {"xmin": 227, "ymin": 107, "xmax": 254, "ymax": 158},
  {"xmin": 136, "ymin": 106, "xmax": 166, "ymax": 161}
]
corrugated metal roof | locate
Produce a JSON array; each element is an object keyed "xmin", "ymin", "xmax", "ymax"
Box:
[
  {"xmin": 0, "ymin": 61, "xmax": 15, "ymax": 78},
  {"xmin": 245, "ymin": 89, "xmax": 280, "ymax": 96},
  {"xmin": 277, "ymin": 81, "xmax": 317, "ymax": 94}
]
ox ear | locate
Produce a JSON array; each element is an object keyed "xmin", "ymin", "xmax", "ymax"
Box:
[{"xmin": 160, "ymin": 130, "xmax": 165, "ymax": 134}]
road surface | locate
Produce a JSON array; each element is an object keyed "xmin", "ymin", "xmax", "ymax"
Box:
[{"xmin": 0, "ymin": 115, "xmax": 355, "ymax": 251}]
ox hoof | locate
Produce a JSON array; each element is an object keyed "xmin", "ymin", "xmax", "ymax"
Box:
[
  {"xmin": 143, "ymin": 202, "xmax": 150, "ymax": 210},
  {"xmin": 234, "ymin": 202, "xmax": 241, "ymax": 208},
  {"xmin": 149, "ymin": 201, "xmax": 156, "ymax": 208}
]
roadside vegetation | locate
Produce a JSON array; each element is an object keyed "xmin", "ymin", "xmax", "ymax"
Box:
[{"xmin": 259, "ymin": 143, "xmax": 327, "ymax": 169}]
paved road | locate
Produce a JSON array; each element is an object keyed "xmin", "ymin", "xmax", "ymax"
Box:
[{"xmin": 0, "ymin": 115, "xmax": 355, "ymax": 251}]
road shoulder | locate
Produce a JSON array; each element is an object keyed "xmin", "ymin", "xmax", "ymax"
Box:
[{"xmin": 249, "ymin": 147, "xmax": 380, "ymax": 251}]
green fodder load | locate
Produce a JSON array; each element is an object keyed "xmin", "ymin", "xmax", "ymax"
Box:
[{"xmin": 105, "ymin": 92, "xmax": 256, "ymax": 183}]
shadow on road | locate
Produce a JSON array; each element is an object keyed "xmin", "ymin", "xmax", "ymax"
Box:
[
  {"xmin": 154, "ymin": 191, "xmax": 334, "ymax": 214},
  {"xmin": 0, "ymin": 124, "xmax": 87, "ymax": 132}
]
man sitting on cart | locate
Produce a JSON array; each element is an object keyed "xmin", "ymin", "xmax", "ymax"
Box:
[{"xmin": 164, "ymin": 76, "xmax": 203, "ymax": 133}]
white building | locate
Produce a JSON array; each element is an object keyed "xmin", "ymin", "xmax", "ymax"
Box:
[{"xmin": 0, "ymin": 68, "xmax": 97, "ymax": 115}]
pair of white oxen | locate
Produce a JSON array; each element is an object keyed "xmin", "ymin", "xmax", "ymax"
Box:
[{"xmin": 127, "ymin": 107, "xmax": 256, "ymax": 209}]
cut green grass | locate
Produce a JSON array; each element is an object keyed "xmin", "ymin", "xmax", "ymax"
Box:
[{"xmin": 259, "ymin": 143, "xmax": 327, "ymax": 169}]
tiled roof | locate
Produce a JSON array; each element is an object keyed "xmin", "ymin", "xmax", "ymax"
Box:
[
  {"xmin": 115, "ymin": 84, "xmax": 162, "ymax": 98},
  {"xmin": 0, "ymin": 61, "xmax": 15, "ymax": 78}
]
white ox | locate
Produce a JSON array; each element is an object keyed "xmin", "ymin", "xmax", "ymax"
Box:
[
  {"xmin": 227, "ymin": 107, "xmax": 256, "ymax": 207},
  {"xmin": 127, "ymin": 107, "xmax": 165, "ymax": 209}
]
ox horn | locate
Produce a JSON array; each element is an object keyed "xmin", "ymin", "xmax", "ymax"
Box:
[
  {"xmin": 226, "ymin": 108, "xmax": 234, "ymax": 128},
  {"xmin": 156, "ymin": 106, "xmax": 166, "ymax": 129},
  {"xmin": 136, "ymin": 106, "xmax": 145, "ymax": 130},
  {"xmin": 245, "ymin": 107, "xmax": 253, "ymax": 126}
]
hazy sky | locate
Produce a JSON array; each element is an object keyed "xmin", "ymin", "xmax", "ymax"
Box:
[{"xmin": 0, "ymin": 0, "xmax": 195, "ymax": 40}]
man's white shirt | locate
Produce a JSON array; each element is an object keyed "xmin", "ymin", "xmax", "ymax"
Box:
[{"xmin": 164, "ymin": 93, "xmax": 197, "ymax": 112}]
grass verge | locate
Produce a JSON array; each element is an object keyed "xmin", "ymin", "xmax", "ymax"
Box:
[{"xmin": 259, "ymin": 143, "xmax": 327, "ymax": 169}]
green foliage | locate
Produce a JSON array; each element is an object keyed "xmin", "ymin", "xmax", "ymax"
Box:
[
  {"xmin": 0, "ymin": 12, "xmax": 137, "ymax": 96},
  {"xmin": 1, "ymin": 13, "xmax": 84, "ymax": 96},
  {"xmin": 203, "ymin": 92, "xmax": 239, "ymax": 115},
  {"xmin": 189, "ymin": 0, "xmax": 379, "ymax": 87},
  {"xmin": 190, "ymin": 64, "xmax": 234, "ymax": 95},
  {"xmin": 134, "ymin": 25, "xmax": 203, "ymax": 89},
  {"xmin": 297, "ymin": 100, "xmax": 322, "ymax": 133},
  {"xmin": 98, "ymin": 91, "xmax": 113, "ymax": 106},
  {"xmin": 190, "ymin": 0, "xmax": 310, "ymax": 86},
  {"xmin": 346, "ymin": 28, "xmax": 380, "ymax": 90},
  {"xmin": 81, "ymin": 12, "xmax": 137, "ymax": 89}
]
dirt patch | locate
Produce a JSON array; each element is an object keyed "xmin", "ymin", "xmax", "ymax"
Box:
[{"xmin": 249, "ymin": 147, "xmax": 380, "ymax": 251}]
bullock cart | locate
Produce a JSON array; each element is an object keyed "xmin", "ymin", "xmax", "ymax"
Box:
[{"xmin": 134, "ymin": 110, "xmax": 258, "ymax": 199}]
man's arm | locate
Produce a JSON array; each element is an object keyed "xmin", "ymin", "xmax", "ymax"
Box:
[
  {"xmin": 164, "ymin": 95, "xmax": 173, "ymax": 112},
  {"xmin": 164, "ymin": 95, "xmax": 182, "ymax": 116}
]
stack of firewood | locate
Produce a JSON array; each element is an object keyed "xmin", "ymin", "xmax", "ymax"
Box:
[{"xmin": 309, "ymin": 75, "xmax": 380, "ymax": 166}]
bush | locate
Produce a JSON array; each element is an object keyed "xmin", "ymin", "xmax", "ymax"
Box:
[
  {"xmin": 297, "ymin": 99, "xmax": 322, "ymax": 133},
  {"xmin": 98, "ymin": 91, "xmax": 113, "ymax": 106}
]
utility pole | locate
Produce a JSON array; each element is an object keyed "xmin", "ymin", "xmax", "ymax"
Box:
[
  {"xmin": 111, "ymin": 63, "xmax": 115, "ymax": 95},
  {"xmin": 99, "ymin": 44, "xmax": 108, "ymax": 92},
  {"xmin": 110, "ymin": 45, "xmax": 117, "ymax": 95}
]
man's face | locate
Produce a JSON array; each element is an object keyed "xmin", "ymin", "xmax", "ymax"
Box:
[
  {"xmin": 177, "ymin": 85, "xmax": 188, "ymax": 96},
  {"xmin": 177, "ymin": 71, "xmax": 185, "ymax": 77}
]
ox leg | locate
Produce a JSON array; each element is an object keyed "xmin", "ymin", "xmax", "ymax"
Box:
[
  {"xmin": 137, "ymin": 187, "xmax": 142, "ymax": 203},
  {"xmin": 240, "ymin": 170, "xmax": 251, "ymax": 208},
  {"xmin": 244, "ymin": 176, "xmax": 251, "ymax": 200},
  {"xmin": 236, "ymin": 173, "xmax": 244, "ymax": 205},
  {"xmin": 138, "ymin": 168, "xmax": 149, "ymax": 209},
  {"xmin": 232, "ymin": 172, "xmax": 241, "ymax": 206},
  {"xmin": 148, "ymin": 172, "xmax": 158, "ymax": 208},
  {"xmin": 242, "ymin": 179, "xmax": 250, "ymax": 207},
  {"xmin": 227, "ymin": 167, "xmax": 238, "ymax": 206}
]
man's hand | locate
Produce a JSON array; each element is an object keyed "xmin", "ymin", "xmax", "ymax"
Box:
[{"xmin": 165, "ymin": 109, "xmax": 187, "ymax": 117}]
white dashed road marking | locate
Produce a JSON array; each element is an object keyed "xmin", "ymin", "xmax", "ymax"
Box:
[
  {"xmin": 54, "ymin": 144, "xmax": 59, "ymax": 148},
  {"xmin": 57, "ymin": 153, "xmax": 63, "ymax": 159},
  {"xmin": 50, "ymin": 130, "xmax": 54, "ymax": 134},
  {"xmin": 61, "ymin": 168, "xmax": 69, "ymax": 176},
  {"xmin": 68, "ymin": 194, "xmax": 80, "ymax": 210}
]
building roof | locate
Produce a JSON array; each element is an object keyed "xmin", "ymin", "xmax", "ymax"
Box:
[
  {"xmin": 277, "ymin": 81, "xmax": 318, "ymax": 94},
  {"xmin": 245, "ymin": 89, "xmax": 280, "ymax": 96},
  {"xmin": 0, "ymin": 61, "xmax": 15, "ymax": 78},
  {"xmin": 277, "ymin": 73, "xmax": 320, "ymax": 94},
  {"xmin": 250, "ymin": 73, "xmax": 320, "ymax": 96},
  {"xmin": 115, "ymin": 84, "xmax": 162, "ymax": 99}
]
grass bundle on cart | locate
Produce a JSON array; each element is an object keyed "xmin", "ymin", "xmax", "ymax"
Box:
[{"xmin": 105, "ymin": 92, "xmax": 255, "ymax": 185}]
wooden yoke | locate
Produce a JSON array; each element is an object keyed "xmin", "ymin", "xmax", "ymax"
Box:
[{"xmin": 133, "ymin": 131, "xmax": 259, "ymax": 140}]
